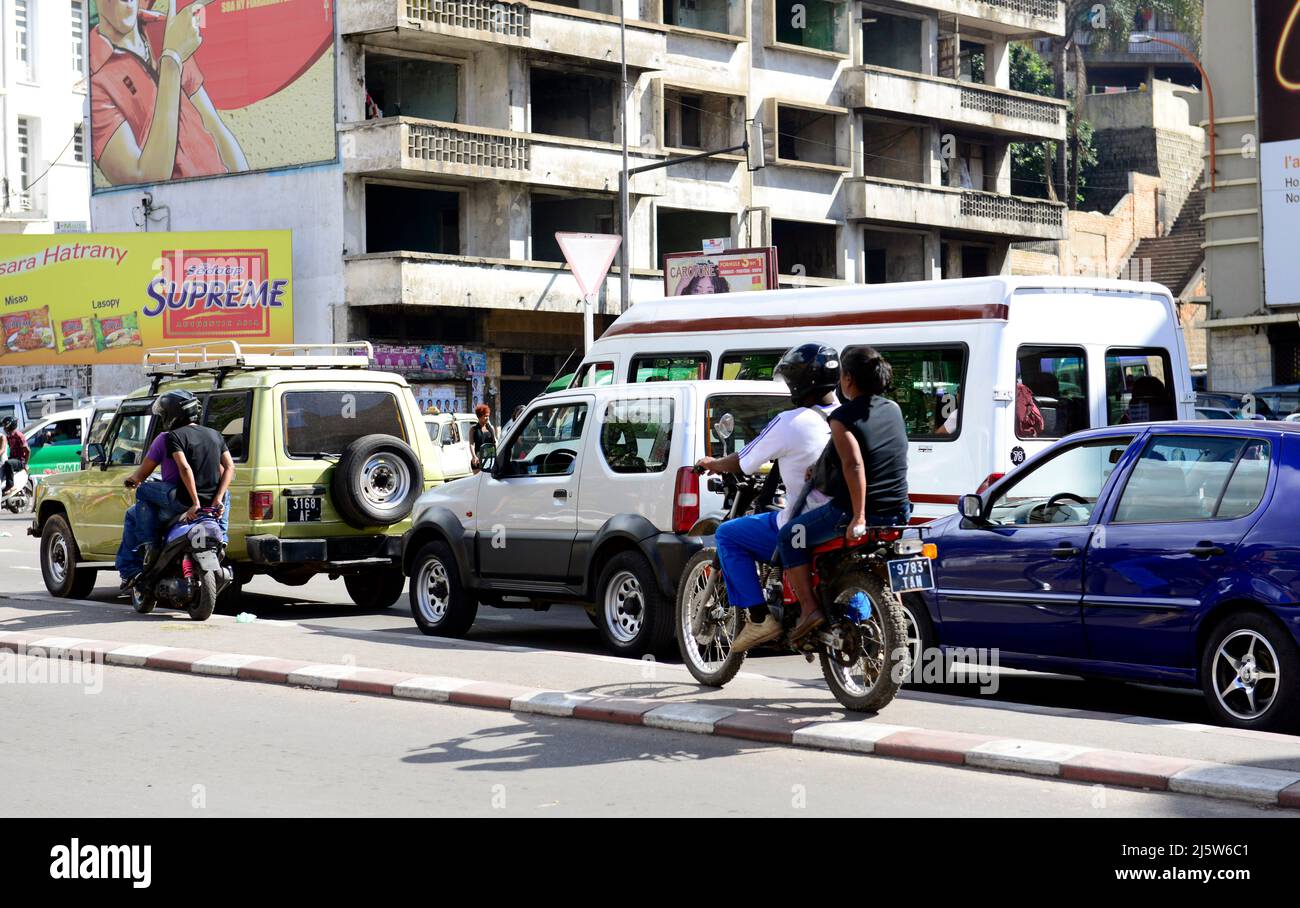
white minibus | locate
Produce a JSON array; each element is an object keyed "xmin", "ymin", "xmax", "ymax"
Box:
[{"xmin": 568, "ymin": 276, "xmax": 1194, "ymax": 521}]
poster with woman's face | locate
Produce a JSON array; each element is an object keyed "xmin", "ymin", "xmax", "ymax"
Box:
[{"xmin": 89, "ymin": 0, "xmax": 337, "ymax": 190}]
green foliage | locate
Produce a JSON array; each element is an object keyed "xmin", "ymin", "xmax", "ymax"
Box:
[{"xmin": 1008, "ymin": 44, "xmax": 1098, "ymax": 205}]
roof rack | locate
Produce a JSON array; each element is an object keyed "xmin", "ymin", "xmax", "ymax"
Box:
[{"xmin": 143, "ymin": 341, "xmax": 374, "ymax": 376}]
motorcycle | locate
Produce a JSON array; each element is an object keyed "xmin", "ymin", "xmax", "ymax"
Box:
[
  {"xmin": 130, "ymin": 507, "xmax": 234, "ymax": 621},
  {"xmin": 1, "ymin": 465, "xmax": 33, "ymax": 514},
  {"xmin": 675, "ymin": 465, "xmax": 934, "ymax": 712}
]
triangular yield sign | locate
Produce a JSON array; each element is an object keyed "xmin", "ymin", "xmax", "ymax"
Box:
[{"xmin": 556, "ymin": 232, "xmax": 623, "ymax": 300}]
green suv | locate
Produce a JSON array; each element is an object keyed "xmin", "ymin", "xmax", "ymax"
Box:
[{"xmin": 30, "ymin": 343, "xmax": 447, "ymax": 609}]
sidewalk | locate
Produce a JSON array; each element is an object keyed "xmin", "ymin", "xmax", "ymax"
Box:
[{"xmin": 4, "ymin": 593, "xmax": 1300, "ymax": 812}]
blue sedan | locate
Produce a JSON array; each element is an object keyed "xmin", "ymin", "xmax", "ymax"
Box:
[{"xmin": 914, "ymin": 421, "xmax": 1300, "ymax": 731}]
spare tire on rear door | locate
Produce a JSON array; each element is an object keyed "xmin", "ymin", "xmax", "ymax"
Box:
[{"xmin": 331, "ymin": 434, "xmax": 423, "ymax": 528}]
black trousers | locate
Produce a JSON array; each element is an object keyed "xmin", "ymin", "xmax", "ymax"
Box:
[{"xmin": 1, "ymin": 458, "xmax": 22, "ymax": 491}]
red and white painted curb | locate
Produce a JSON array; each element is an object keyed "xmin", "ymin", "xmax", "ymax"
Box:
[{"xmin": 5, "ymin": 629, "xmax": 1300, "ymax": 810}]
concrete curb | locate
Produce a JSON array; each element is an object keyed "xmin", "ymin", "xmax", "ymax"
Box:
[{"xmin": 2, "ymin": 630, "xmax": 1296, "ymax": 812}]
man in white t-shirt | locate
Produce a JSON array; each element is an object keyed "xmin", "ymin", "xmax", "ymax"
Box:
[{"xmin": 695, "ymin": 343, "xmax": 840, "ymax": 653}]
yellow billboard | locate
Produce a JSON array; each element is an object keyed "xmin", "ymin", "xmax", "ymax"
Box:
[{"xmin": 0, "ymin": 231, "xmax": 294, "ymax": 366}]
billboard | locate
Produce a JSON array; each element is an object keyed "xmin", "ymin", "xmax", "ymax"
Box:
[
  {"xmin": 1257, "ymin": 0, "xmax": 1300, "ymax": 306},
  {"xmin": 89, "ymin": 0, "xmax": 336, "ymax": 190},
  {"xmin": 663, "ymin": 247, "xmax": 779, "ymax": 296},
  {"xmin": 0, "ymin": 231, "xmax": 294, "ymax": 366}
]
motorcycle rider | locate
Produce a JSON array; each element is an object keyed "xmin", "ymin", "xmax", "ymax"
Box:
[
  {"xmin": 779, "ymin": 345, "xmax": 911, "ymax": 643},
  {"xmin": 1, "ymin": 416, "xmax": 29, "ymax": 496},
  {"xmin": 695, "ymin": 343, "xmax": 840, "ymax": 654},
  {"xmin": 116, "ymin": 390, "xmax": 235, "ymax": 590}
]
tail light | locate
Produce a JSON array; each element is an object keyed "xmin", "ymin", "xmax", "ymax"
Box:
[
  {"xmin": 249, "ymin": 490, "xmax": 274, "ymax": 521},
  {"xmin": 976, "ymin": 472, "xmax": 1004, "ymax": 494},
  {"xmin": 672, "ymin": 467, "xmax": 700, "ymax": 534}
]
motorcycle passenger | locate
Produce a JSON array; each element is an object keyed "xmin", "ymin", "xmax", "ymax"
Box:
[
  {"xmin": 779, "ymin": 345, "xmax": 911, "ymax": 643},
  {"xmin": 116, "ymin": 390, "xmax": 235, "ymax": 590},
  {"xmin": 695, "ymin": 343, "xmax": 840, "ymax": 654},
  {"xmin": 1, "ymin": 416, "xmax": 29, "ymax": 495}
]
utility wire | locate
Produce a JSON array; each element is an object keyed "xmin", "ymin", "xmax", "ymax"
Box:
[{"xmin": 2, "ymin": 123, "xmax": 83, "ymax": 209}]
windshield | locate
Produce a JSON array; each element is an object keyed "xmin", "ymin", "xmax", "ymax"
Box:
[
  {"xmin": 283, "ymin": 390, "xmax": 406, "ymax": 457},
  {"xmin": 704, "ymin": 394, "xmax": 787, "ymax": 458}
]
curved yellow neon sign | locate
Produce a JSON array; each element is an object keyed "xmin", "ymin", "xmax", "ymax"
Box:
[{"xmin": 1279, "ymin": 0, "xmax": 1300, "ymax": 91}]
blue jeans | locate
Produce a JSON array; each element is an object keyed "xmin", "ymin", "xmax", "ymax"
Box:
[
  {"xmin": 116, "ymin": 481, "xmax": 184, "ymax": 579},
  {"xmin": 715, "ymin": 511, "xmax": 781, "ymax": 609},
  {"xmin": 778, "ymin": 502, "xmax": 914, "ymax": 569}
]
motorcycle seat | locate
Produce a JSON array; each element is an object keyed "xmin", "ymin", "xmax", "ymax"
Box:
[{"xmin": 811, "ymin": 526, "xmax": 906, "ymax": 555}]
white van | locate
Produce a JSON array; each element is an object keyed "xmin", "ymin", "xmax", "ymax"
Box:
[{"xmin": 568, "ymin": 276, "xmax": 1194, "ymax": 521}]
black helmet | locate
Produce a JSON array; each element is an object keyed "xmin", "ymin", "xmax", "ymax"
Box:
[
  {"xmin": 152, "ymin": 390, "xmax": 202, "ymax": 431},
  {"xmin": 774, "ymin": 343, "xmax": 840, "ymax": 404},
  {"xmin": 1, "ymin": 416, "xmax": 15, "ymax": 433}
]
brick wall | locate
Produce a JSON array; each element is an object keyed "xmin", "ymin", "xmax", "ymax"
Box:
[
  {"xmin": 0, "ymin": 365, "xmax": 92, "ymax": 397},
  {"xmin": 1086, "ymin": 127, "xmax": 1202, "ymax": 229}
]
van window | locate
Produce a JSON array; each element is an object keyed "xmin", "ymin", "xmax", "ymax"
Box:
[
  {"xmin": 1106, "ymin": 348, "xmax": 1175, "ymax": 424},
  {"xmin": 575, "ymin": 361, "xmax": 615, "ymax": 388},
  {"xmin": 704, "ymin": 394, "xmax": 786, "ymax": 458},
  {"xmin": 1017, "ymin": 346, "xmax": 1088, "ymax": 439},
  {"xmin": 630, "ymin": 353, "xmax": 709, "ymax": 383},
  {"xmin": 719, "ymin": 350, "xmax": 784, "ymax": 381},
  {"xmin": 858, "ymin": 345, "xmax": 966, "ymax": 440},
  {"xmin": 203, "ymin": 392, "xmax": 252, "ymax": 463},
  {"xmin": 600, "ymin": 398, "xmax": 674, "ymax": 474},
  {"xmin": 282, "ymin": 390, "xmax": 405, "ymax": 458}
]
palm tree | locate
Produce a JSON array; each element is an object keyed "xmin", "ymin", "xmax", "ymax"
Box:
[{"xmin": 1045, "ymin": 0, "xmax": 1202, "ymax": 207}]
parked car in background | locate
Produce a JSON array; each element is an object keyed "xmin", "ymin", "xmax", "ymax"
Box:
[
  {"xmin": 19, "ymin": 387, "xmax": 78, "ymax": 424},
  {"xmin": 915, "ymin": 421, "xmax": 1300, "ymax": 730},
  {"xmin": 1251, "ymin": 385, "xmax": 1300, "ymax": 420},
  {"xmin": 423, "ymin": 413, "xmax": 476, "ymax": 480},
  {"xmin": 1195, "ymin": 407, "xmax": 1238, "ymax": 420},
  {"xmin": 403, "ymin": 380, "xmax": 790, "ymax": 656}
]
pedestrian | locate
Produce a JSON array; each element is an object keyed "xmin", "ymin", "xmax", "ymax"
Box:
[{"xmin": 469, "ymin": 404, "xmax": 497, "ymax": 471}]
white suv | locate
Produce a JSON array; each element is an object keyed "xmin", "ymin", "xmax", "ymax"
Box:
[{"xmin": 401, "ymin": 380, "xmax": 791, "ymax": 656}]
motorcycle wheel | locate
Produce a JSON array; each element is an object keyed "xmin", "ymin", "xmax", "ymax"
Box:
[
  {"xmin": 131, "ymin": 587, "xmax": 155, "ymax": 615},
  {"xmin": 675, "ymin": 548, "xmax": 745, "ymax": 687},
  {"xmin": 188, "ymin": 570, "xmax": 218, "ymax": 622},
  {"xmin": 819, "ymin": 568, "xmax": 909, "ymax": 713}
]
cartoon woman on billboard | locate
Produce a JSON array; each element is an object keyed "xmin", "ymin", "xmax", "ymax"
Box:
[{"xmin": 90, "ymin": 0, "xmax": 249, "ymax": 186}]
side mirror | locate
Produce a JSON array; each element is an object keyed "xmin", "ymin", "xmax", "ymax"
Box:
[
  {"xmin": 478, "ymin": 443, "xmax": 497, "ymax": 474},
  {"xmin": 958, "ymin": 494, "xmax": 985, "ymax": 522},
  {"xmin": 714, "ymin": 412, "xmax": 735, "ymax": 440},
  {"xmin": 86, "ymin": 442, "xmax": 106, "ymax": 469}
]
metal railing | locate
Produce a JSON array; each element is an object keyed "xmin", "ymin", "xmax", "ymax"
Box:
[
  {"xmin": 404, "ymin": 0, "xmax": 531, "ymax": 37},
  {"xmin": 406, "ymin": 121, "xmax": 530, "ymax": 172},
  {"xmin": 959, "ymin": 84, "xmax": 1063, "ymax": 125}
]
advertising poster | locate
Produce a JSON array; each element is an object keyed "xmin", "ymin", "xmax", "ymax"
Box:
[
  {"xmin": 1257, "ymin": 0, "xmax": 1300, "ymax": 305},
  {"xmin": 663, "ymin": 247, "xmax": 779, "ymax": 296},
  {"xmin": 89, "ymin": 0, "xmax": 337, "ymax": 190},
  {"xmin": 0, "ymin": 231, "xmax": 294, "ymax": 365}
]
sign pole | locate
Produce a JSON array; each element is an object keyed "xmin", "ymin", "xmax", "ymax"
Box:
[{"xmin": 583, "ymin": 293, "xmax": 595, "ymax": 352}]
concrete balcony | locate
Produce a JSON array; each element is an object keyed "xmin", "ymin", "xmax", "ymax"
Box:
[
  {"xmin": 1076, "ymin": 28, "xmax": 1195, "ymax": 65},
  {"xmin": 849, "ymin": 65, "xmax": 1066, "ymax": 142},
  {"xmin": 341, "ymin": 117, "xmax": 671, "ymax": 194},
  {"xmin": 345, "ymin": 251, "xmax": 663, "ymax": 314},
  {"xmin": 896, "ymin": 0, "xmax": 1064, "ymax": 37},
  {"xmin": 342, "ymin": 0, "xmax": 667, "ymax": 69},
  {"xmin": 846, "ymin": 176, "xmax": 1066, "ymax": 241}
]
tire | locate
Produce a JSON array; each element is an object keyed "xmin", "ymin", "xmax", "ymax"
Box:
[
  {"xmin": 40, "ymin": 515, "xmax": 97, "ymax": 599},
  {"xmin": 331, "ymin": 434, "xmax": 423, "ymax": 529},
  {"xmin": 1200, "ymin": 610, "xmax": 1300, "ymax": 731},
  {"xmin": 898, "ymin": 592, "xmax": 935, "ymax": 684},
  {"xmin": 130, "ymin": 587, "xmax": 155, "ymax": 615},
  {"xmin": 345, "ymin": 569, "xmax": 406, "ymax": 610},
  {"xmin": 819, "ymin": 568, "xmax": 909, "ymax": 713},
  {"xmin": 187, "ymin": 570, "xmax": 218, "ymax": 621},
  {"xmin": 675, "ymin": 548, "xmax": 745, "ymax": 687},
  {"xmin": 594, "ymin": 550, "xmax": 673, "ymax": 658},
  {"xmin": 409, "ymin": 540, "xmax": 477, "ymax": 637}
]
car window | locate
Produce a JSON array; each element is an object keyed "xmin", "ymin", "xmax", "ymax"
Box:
[
  {"xmin": 282, "ymin": 390, "xmax": 405, "ymax": 458},
  {"xmin": 1017, "ymin": 345, "xmax": 1088, "ymax": 439},
  {"xmin": 704, "ymin": 394, "xmax": 787, "ymax": 458},
  {"xmin": 630, "ymin": 353, "xmax": 709, "ymax": 383},
  {"xmin": 1113, "ymin": 435, "xmax": 1270, "ymax": 523},
  {"xmin": 457, "ymin": 419, "xmax": 475, "ymax": 442},
  {"xmin": 425, "ymin": 420, "xmax": 440, "ymax": 443},
  {"xmin": 30, "ymin": 418, "xmax": 82, "ymax": 449},
  {"xmin": 88, "ymin": 408, "xmax": 117, "ymax": 447},
  {"xmin": 851, "ymin": 344, "xmax": 966, "ymax": 440},
  {"xmin": 718, "ymin": 350, "xmax": 783, "ymax": 381},
  {"xmin": 23, "ymin": 395, "xmax": 74, "ymax": 422},
  {"xmin": 600, "ymin": 398, "xmax": 673, "ymax": 474},
  {"xmin": 987, "ymin": 436, "xmax": 1133, "ymax": 527},
  {"xmin": 575, "ymin": 361, "xmax": 615, "ymax": 388},
  {"xmin": 1107, "ymin": 348, "xmax": 1175, "ymax": 425},
  {"xmin": 203, "ymin": 393, "xmax": 251, "ymax": 463},
  {"xmin": 106, "ymin": 411, "xmax": 152, "ymax": 467},
  {"xmin": 500, "ymin": 403, "xmax": 588, "ymax": 477}
]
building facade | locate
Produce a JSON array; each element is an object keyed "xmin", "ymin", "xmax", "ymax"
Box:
[{"xmin": 93, "ymin": 0, "xmax": 1069, "ymax": 412}]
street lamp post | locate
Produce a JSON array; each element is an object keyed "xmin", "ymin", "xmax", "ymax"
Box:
[{"xmin": 1130, "ymin": 32, "xmax": 1217, "ymax": 192}]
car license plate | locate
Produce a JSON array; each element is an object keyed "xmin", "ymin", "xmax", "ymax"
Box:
[
  {"xmin": 887, "ymin": 557, "xmax": 934, "ymax": 593},
  {"xmin": 286, "ymin": 496, "xmax": 322, "ymax": 523}
]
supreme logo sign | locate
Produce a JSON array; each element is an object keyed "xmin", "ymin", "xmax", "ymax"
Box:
[{"xmin": 145, "ymin": 248, "xmax": 288, "ymax": 339}]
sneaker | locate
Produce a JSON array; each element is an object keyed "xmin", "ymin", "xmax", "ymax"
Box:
[
  {"xmin": 790, "ymin": 609, "xmax": 826, "ymax": 644},
  {"xmin": 119, "ymin": 575, "xmax": 137, "ymax": 593},
  {"xmin": 731, "ymin": 615, "xmax": 781, "ymax": 654}
]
